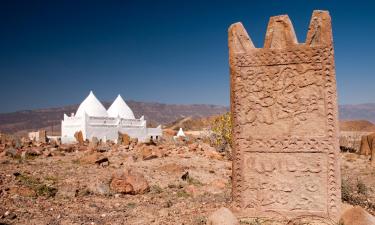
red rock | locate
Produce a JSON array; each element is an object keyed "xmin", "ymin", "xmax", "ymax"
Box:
[
  {"xmin": 80, "ymin": 152, "xmax": 106, "ymax": 164},
  {"xmin": 118, "ymin": 132, "xmax": 130, "ymax": 146},
  {"xmin": 141, "ymin": 146, "xmax": 157, "ymax": 160},
  {"xmin": 110, "ymin": 169, "xmax": 149, "ymax": 194},
  {"xmin": 74, "ymin": 131, "xmax": 84, "ymax": 145},
  {"xmin": 340, "ymin": 206, "xmax": 375, "ymax": 225}
]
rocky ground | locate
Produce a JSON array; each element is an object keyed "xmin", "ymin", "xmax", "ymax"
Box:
[
  {"xmin": 0, "ymin": 133, "xmax": 375, "ymax": 225},
  {"xmin": 0, "ymin": 134, "xmax": 233, "ymax": 225}
]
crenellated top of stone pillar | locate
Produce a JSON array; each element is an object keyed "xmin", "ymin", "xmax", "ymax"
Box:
[
  {"xmin": 228, "ymin": 10, "xmax": 341, "ymax": 223},
  {"xmin": 229, "ymin": 10, "xmax": 332, "ymax": 55}
]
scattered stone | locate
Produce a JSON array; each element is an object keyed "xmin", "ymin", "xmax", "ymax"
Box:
[
  {"xmin": 141, "ymin": 146, "xmax": 158, "ymax": 160},
  {"xmin": 359, "ymin": 133, "xmax": 375, "ymax": 156},
  {"xmin": 207, "ymin": 207, "xmax": 239, "ymax": 225},
  {"xmin": 110, "ymin": 169, "xmax": 149, "ymax": 195},
  {"xmin": 340, "ymin": 206, "xmax": 375, "ymax": 225},
  {"xmin": 80, "ymin": 152, "xmax": 106, "ymax": 164},
  {"xmin": 74, "ymin": 131, "xmax": 84, "ymax": 145},
  {"xmin": 118, "ymin": 132, "xmax": 130, "ymax": 146}
]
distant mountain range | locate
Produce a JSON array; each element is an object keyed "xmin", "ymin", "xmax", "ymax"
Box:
[
  {"xmin": 0, "ymin": 101, "xmax": 228, "ymax": 135},
  {"xmin": 339, "ymin": 103, "xmax": 375, "ymax": 123},
  {"xmin": 1, "ymin": 102, "xmax": 375, "ymax": 135}
]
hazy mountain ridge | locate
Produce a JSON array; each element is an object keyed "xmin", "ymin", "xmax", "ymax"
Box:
[
  {"xmin": 1, "ymin": 102, "xmax": 375, "ymax": 135},
  {"xmin": 0, "ymin": 101, "xmax": 229, "ymax": 134},
  {"xmin": 339, "ymin": 103, "xmax": 375, "ymax": 123}
]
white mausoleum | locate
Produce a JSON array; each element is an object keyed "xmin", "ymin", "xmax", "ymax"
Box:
[{"xmin": 61, "ymin": 91, "xmax": 162, "ymax": 144}]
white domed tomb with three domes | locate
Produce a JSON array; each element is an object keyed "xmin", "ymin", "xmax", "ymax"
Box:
[{"xmin": 61, "ymin": 91, "xmax": 162, "ymax": 144}]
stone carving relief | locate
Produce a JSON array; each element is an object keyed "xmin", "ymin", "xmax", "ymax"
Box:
[{"xmin": 229, "ymin": 11, "xmax": 341, "ymax": 221}]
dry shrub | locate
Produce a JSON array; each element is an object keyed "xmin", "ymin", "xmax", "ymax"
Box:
[
  {"xmin": 210, "ymin": 112, "xmax": 232, "ymax": 150},
  {"xmin": 342, "ymin": 177, "xmax": 375, "ymax": 214}
]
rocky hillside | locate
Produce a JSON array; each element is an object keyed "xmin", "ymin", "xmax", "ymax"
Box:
[
  {"xmin": 340, "ymin": 120, "xmax": 375, "ymax": 132},
  {"xmin": 0, "ymin": 101, "xmax": 228, "ymax": 135}
]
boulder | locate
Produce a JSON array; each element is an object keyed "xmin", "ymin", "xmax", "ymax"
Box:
[
  {"xmin": 140, "ymin": 145, "xmax": 167, "ymax": 160},
  {"xmin": 340, "ymin": 206, "xmax": 375, "ymax": 225},
  {"xmin": 80, "ymin": 152, "xmax": 107, "ymax": 165},
  {"xmin": 207, "ymin": 207, "xmax": 239, "ymax": 225},
  {"xmin": 359, "ymin": 133, "xmax": 375, "ymax": 156},
  {"xmin": 110, "ymin": 169, "xmax": 149, "ymax": 194}
]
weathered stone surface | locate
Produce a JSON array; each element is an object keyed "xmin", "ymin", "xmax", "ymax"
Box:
[
  {"xmin": 110, "ymin": 169, "xmax": 149, "ymax": 194},
  {"xmin": 229, "ymin": 11, "xmax": 341, "ymax": 220},
  {"xmin": 38, "ymin": 130, "xmax": 47, "ymax": 143},
  {"xmin": 74, "ymin": 131, "xmax": 84, "ymax": 144},
  {"xmin": 207, "ymin": 207, "xmax": 239, "ymax": 225},
  {"xmin": 340, "ymin": 206, "xmax": 375, "ymax": 225},
  {"xmin": 359, "ymin": 133, "xmax": 375, "ymax": 156},
  {"xmin": 118, "ymin": 132, "xmax": 130, "ymax": 146}
]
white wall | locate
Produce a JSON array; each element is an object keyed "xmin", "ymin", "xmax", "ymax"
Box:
[{"xmin": 61, "ymin": 115, "xmax": 162, "ymax": 144}]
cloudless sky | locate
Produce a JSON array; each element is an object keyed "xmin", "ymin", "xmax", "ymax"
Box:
[{"xmin": 0, "ymin": 0, "xmax": 374, "ymax": 112}]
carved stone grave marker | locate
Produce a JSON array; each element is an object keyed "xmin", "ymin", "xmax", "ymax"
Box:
[{"xmin": 229, "ymin": 10, "xmax": 341, "ymax": 221}]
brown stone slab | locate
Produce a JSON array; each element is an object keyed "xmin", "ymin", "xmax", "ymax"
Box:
[{"xmin": 229, "ymin": 10, "xmax": 341, "ymax": 221}]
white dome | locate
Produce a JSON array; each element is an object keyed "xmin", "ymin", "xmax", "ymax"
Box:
[
  {"xmin": 177, "ymin": 128, "xmax": 185, "ymax": 137},
  {"xmin": 75, "ymin": 91, "xmax": 108, "ymax": 117},
  {"xmin": 107, "ymin": 94, "xmax": 135, "ymax": 119}
]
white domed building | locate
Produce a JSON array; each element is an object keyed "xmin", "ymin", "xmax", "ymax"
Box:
[{"xmin": 61, "ymin": 91, "xmax": 162, "ymax": 144}]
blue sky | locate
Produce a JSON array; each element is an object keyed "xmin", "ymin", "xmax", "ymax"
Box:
[{"xmin": 0, "ymin": 0, "xmax": 374, "ymax": 112}]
